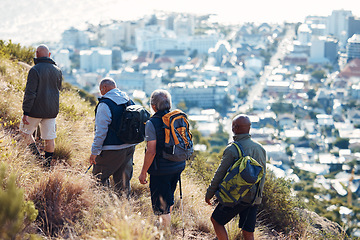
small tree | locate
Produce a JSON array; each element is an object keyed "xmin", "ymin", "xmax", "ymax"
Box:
[
  {"xmin": 334, "ymin": 138, "xmax": 350, "ymax": 149},
  {"xmin": 307, "ymin": 89, "xmax": 316, "ymax": 100},
  {"xmin": 0, "ymin": 164, "xmax": 38, "ymax": 240}
]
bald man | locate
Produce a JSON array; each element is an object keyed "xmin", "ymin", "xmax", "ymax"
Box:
[
  {"xmin": 205, "ymin": 114, "xmax": 266, "ymax": 240},
  {"xmin": 20, "ymin": 44, "xmax": 62, "ymax": 168}
]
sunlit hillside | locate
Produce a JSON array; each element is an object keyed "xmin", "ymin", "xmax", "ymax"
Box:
[{"xmin": 0, "ymin": 45, "xmax": 348, "ymax": 239}]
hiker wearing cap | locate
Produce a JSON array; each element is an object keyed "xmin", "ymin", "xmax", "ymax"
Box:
[
  {"xmin": 205, "ymin": 114, "xmax": 266, "ymax": 240},
  {"xmin": 20, "ymin": 44, "xmax": 62, "ymax": 168},
  {"xmin": 89, "ymin": 78, "xmax": 136, "ymax": 197},
  {"xmin": 138, "ymin": 89, "xmax": 186, "ymax": 231}
]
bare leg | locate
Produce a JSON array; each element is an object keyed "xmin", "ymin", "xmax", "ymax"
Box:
[
  {"xmin": 159, "ymin": 213, "xmax": 171, "ymax": 229},
  {"xmin": 22, "ymin": 132, "xmax": 35, "ymax": 145},
  {"xmin": 211, "ymin": 216, "xmax": 229, "ymax": 240},
  {"xmin": 44, "ymin": 139, "xmax": 55, "ymax": 153},
  {"xmin": 242, "ymin": 230, "xmax": 254, "ymax": 240}
]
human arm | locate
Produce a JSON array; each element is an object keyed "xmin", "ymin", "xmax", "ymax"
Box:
[
  {"xmin": 138, "ymin": 140, "xmax": 156, "ymax": 184},
  {"xmin": 138, "ymin": 120, "xmax": 156, "ymax": 184},
  {"xmin": 90, "ymin": 102, "xmax": 112, "ymax": 160},
  {"xmin": 22, "ymin": 68, "xmax": 39, "ymax": 115}
]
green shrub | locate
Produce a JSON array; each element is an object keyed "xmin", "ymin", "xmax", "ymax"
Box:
[
  {"xmin": 0, "ymin": 163, "xmax": 38, "ymax": 240},
  {"xmin": 258, "ymin": 171, "xmax": 306, "ymax": 237},
  {"xmin": 0, "ymin": 40, "xmax": 35, "ymax": 65}
]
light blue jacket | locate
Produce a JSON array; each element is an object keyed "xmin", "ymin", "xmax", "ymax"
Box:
[{"xmin": 91, "ymin": 88, "xmax": 135, "ymax": 155}]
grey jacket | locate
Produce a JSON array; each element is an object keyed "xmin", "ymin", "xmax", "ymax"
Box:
[
  {"xmin": 91, "ymin": 88, "xmax": 136, "ymax": 155},
  {"xmin": 22, "ymin": 57, "xmax": 62, "ymax": 118},
  {"xmin": 206, "ymin": 133, "xmax": 267, "ymax": 205}
]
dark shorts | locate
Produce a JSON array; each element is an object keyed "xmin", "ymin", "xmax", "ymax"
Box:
[
  {"xmin": 149, "ymin": 172, "xmax": 181, "ymax": 215},
  {"xmin": 211, "ymin": 202, "xmax": 258, "ymax": 232}
]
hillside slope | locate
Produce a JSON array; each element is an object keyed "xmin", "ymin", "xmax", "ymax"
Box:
[{"xmin": 0, "ymin": 56, "xmax": 347, "ymax": 239}]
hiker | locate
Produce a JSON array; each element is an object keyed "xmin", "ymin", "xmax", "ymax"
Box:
[
  {"xmin": 205, "ymin": 114, "xmax": 266, "ymax": 240},
  {"xmin": 138, "ymin": 89, "xmax": 186, "ymax": 231},
  {"xmin": 20, "ymin": 44, "xmax": 62, "ymax": 168},
  {"xmin": 89, "ymin": 78, "xmax": 136, "ymax": 197}
]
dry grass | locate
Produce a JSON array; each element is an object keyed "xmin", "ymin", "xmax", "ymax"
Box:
[
  {"xmin": 0, "ymin": 56, "xmax": 344, "ymax": 239},
  {"xmin": 27, "ymin": 168, "xmax": 94, "ymax": 236}
]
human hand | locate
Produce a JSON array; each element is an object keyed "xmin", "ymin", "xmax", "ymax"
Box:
[
  {"xmin": 22, "ymin": 115, "xmax": 29, "ymax": 125},
  {"xmin": 138, "ymin": 172, "xmax": 148, "ymax": 184},
  {"xmin": 205, "ymin": 197, "xmax": 212, "ymax": 205},
  {"xmin": 89, "ymin": 154, "xmax": 97, "ymax": 165}
]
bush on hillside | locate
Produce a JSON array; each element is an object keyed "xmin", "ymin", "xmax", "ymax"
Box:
[
  {"xmin": 28, "ymin": 170, "xmax": 94, "ymax": 236},
  {"xmin": 258, "ymin": 171, "xmax": 306, "ymax": 237},
  {"xmin": 0, "ymin": 40, "xmax": 34, "ymax": 65},
  {"xmin": 62, "ymin": 82, "xmax": 97, "ymax": 106},
  {"xmin": 0, "ymin": 164, "xmax": 38, "ymax": 240}
]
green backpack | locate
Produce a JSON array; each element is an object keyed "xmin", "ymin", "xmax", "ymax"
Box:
[{"xmin": 215, "ymin": 141, "xmax": 264, "ymax": 207}]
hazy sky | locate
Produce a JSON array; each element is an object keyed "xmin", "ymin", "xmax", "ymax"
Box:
[{"xmin": 1, "ymin": 0, "xmax": 359, "ymax": 45}]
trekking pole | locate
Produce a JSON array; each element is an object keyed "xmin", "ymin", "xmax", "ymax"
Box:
[
  {"xmin": 85, "ymin": 165, "xmax": 92, "ymax": 174},
  {"xmin": 179, "ymin": 175, "xmax": 185, "ymax": 238}
]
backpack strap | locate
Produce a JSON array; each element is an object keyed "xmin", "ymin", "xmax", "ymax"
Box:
[
  {"xmin": 231, "ymin": 141, "xmax": 244, "ymax": 159},
  {"xmin": 97, "ymin": 98, "xmax": 133, "ymax": 133}
]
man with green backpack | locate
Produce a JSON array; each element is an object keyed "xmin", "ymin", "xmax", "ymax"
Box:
[{"xmin": 205, "ymin": 114, "xmax": 266, "ymax": 240}]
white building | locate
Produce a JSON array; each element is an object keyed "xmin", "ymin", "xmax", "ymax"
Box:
[
  {"xmin": 53, "ymin": 49, "xmax": 71, "ymax": 73},
  {"xmin": 189, "ymin": 34, "xmax": 218, "ymax": 54},
  {"xmin": 244, "ymin": 55, "xmax": 263, "ymax": 74},
  {"xmin": 326, "ymin": 9, "xmax": 352, "ymax": 45},
  {"xmin": 297, "ymin": 24, "xmax": 312, "ymax": 45},
  {"xmin": 210, "ymin": 40, "xmax": 233, "ymax": 66},
  {"xmin": 347, "ymin": 34, "xmax": 360, "ymax": 61},
  {"xmin": 108, "ymin": 69, "xmax": 162, "ymax": 95},
  {"xmin": 61, "ymin": 27, "xmax": 90, "ymax": 48},
  {"xmin": 80, "ymin": 48, "xmax": 112, "ymax": 72},
  {"xmin": 102, "ymin": 23, "xmax": 127, "ymax": 48},
  {"xmin": 135, "ymin": 25, "xmax": 177, "ymax": 53},
  {"xmin": 174, "ymin": 15, "xmax": 194, "ymax": 37},
  {"xmin": 309, "ymin": 36, "xmax": 338, "ymax": 64},
  {"xmin": 169, "ymin": 81, "xmax": 229, "ymax": 109}
]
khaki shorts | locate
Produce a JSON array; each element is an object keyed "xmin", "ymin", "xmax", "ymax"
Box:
[{"xmin": 19, "ymin": 117, "xmax": 56, "ymax": 140}]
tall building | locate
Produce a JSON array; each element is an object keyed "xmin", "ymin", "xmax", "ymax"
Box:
[
  {"xmin": 53, "ymin": 49, "xmax": 71, "ymax": 74},
  {"xmin": 61, "ymin": 27, "xmax": 90, "ymax": 48},
  {"xmin": 324, "ymin": 37, "xmax": 339, "ymax": 64},
  {"xmin": 327, "ymin": 10, "xmax": 352, "ymax": 41},
  {"xmin": 346, "ymin": 34, "xmax": 360, "ymax": 62},
  {"xmin": 102, "ymin": 23, "xmax": 126, "ymax": 48},
  {"xmin": 348, "ymin": 16, "xmax": 360, "ymax": 39},
  {"xmin": 298, "ymin": 24, "xmax": 312, "ymax": 45},
  {"xmin": 174, "ymin": 15, "xmax": 195, "ymax": 37},
  {"xmin": 310, "ymin": 36, "xmax": 338, "ymax": 64}
]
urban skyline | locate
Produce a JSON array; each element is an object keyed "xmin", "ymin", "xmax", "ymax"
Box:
[{"xmin": 0, "ymin": 0, "xmax": 359, "ymax": 46}]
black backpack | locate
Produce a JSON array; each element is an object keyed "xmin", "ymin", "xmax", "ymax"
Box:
[
  {"xmin": 117, "ymin": 104, "xmax": 150, "ymax": 144},
  {"xmin": 97, "ymin": 98, "xmax": 150, "ymax": 144}
]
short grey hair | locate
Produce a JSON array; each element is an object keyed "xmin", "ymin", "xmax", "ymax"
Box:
[
  {"xmin": 100, "ymin": 78, "xmax": 116, "ymax": 88},
  {"xmin": 150, "ymin": 89, "xmax": 172, "ymax": 111}
]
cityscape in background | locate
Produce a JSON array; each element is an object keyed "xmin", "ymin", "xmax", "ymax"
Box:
[{"xmin": 6, "ymin": 8, "xmax": 360, "ymax": 237}]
